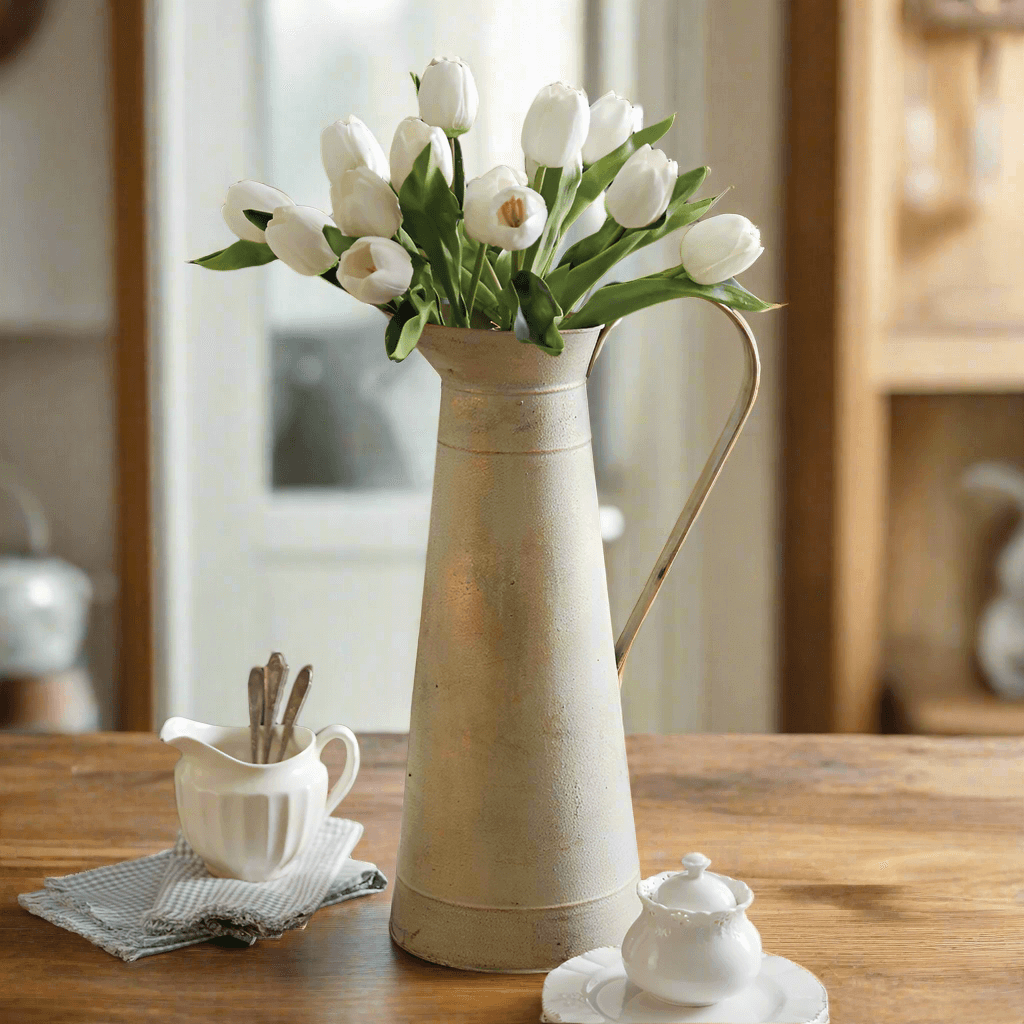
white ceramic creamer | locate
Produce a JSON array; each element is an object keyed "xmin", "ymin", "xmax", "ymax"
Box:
[{"xmin": 160, "ymin": 717, "xmax": 360, "ymax": 882}]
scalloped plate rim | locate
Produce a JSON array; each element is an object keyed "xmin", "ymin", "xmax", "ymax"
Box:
[{"xmin": 541, "ymin": 948, "xmax": 828, "ymax": 1024}]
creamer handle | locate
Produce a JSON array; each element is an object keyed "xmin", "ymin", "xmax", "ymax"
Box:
[
  {"xmin": 589, "ymin": 302, "xmax": 761, "ymax": 683},
  {"xmin": 315, "ymin": 724, "xmax": 361, "ymax": 816}
]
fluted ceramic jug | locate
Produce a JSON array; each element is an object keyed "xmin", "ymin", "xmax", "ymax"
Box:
[{"xmin": 389, "ymin": 307, "xmax": 759, "ymax": 972}]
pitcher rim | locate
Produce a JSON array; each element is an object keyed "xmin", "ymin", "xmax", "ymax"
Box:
[
  {"xmin": 162, "ymin": 717, "xmax": 315, "ymax": 769},
  {"xmin": 416, "ymin": 321, "xmax": 604, "ymax": 341}
]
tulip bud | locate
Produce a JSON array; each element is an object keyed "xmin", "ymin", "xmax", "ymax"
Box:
[
  {"xmin": 337, "ymin": 236, "xmax": 414, "ymax": 305},
  {"xmin": 582, "ymin": 91, "xmax": 641, "ymax": 165},
  {"xmin": 604, "ymin": 144, "xmax": 677, "ymax": 229},
  {"xmin": 521, "ymin": 82, "xmax": 590, "ymax": 170},
  {"xmin": 321, "ymin": 115, "xmax": 390, "ymax": 185},
  {"xmin": 222, "ymin": 180, "xmax": 294, "ymax": 242},
  {"xmin": 264, "ymin": 206, "xmax": 338, "ymax": 276},
  {"xmin": 417, "ymin": 56, "xmax": 479, "ymax": 137},
  {"xmin": 679, "ymin": 214, "xmax": 764, "ymax": 285},
  {"xmin": 463, "ymin": 165, "xmax": 528, "ymax": 242},
  {"xmin": 390, "ymin": 116, "xmax": 454, "ymax": 193},
  {"xmin": 330, "ymin": 167, "xmax": 403, "ymax": 239},
  {"xmin": 465, "ymin": 184, "xmax": 547, "ymax": 251}
]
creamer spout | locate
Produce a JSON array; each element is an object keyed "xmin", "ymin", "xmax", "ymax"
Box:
[{"xmin": 159, "ymin": 717, "xmax": 233, "ymax": 764}]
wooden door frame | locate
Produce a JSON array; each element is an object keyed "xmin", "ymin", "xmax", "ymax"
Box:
[
  {"xmin": 110, "ymin": 0, "xmax": 155, "ymax": 730},
  {"xmin": 783, "ymin": 0, "xmax": 891, "ymax": 733}
]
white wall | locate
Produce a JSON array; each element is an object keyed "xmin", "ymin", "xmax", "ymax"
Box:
[{"xmin": 0, "ymin": 0, "xmax": 117, "ymax": 725}]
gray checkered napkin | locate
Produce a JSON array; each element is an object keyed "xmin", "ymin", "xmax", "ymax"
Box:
[{"xmin": 18, "ymin": 817, "xmax": 387, "ymax": 961}]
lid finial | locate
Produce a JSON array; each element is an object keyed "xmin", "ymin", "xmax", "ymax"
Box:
[
  {"xmin": 654, "ymin": 851, "xmax": 737, "ymax": 912},
  {"xmin": 681, "ymin": 852, "xmax": 712, "ymax": 877}
]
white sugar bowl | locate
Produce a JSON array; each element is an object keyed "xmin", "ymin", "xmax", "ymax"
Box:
[{"xmin": 621, "ymin": 852, "xmax": 762, "ymax": 1006}]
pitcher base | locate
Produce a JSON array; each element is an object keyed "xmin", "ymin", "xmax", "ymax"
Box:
[{"xmin": 388, "ymin": 873, "xmax": 642, "ymax": 973}]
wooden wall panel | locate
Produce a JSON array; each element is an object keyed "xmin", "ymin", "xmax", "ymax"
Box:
[
  {"xmin": 782, "ymin": 0, "xmax": 840, "ymax": 731},
  {"xmin": 110, "ymin": 0, "xmax": 154, "ymax": 730}
]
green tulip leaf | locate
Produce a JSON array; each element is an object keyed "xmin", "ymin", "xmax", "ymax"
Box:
[
  {"xmin": 549, "ymin": 180, "xmax": 721, "ymax": 312},
  {"xmin": 322, "ymin": 224, "xmax": 358, "ymax": 257},
  {"xmin": 558, "ymin": 167, "xmax": 711, "ymax": 272},
  {"xmin": 547, "ymin": 231, "xmax": 646, "ymax": 313},
  {"xmin": 400, "ymin": 144, "xmax": 466, "ymax": 325},
  {"xmin": 512, "ymin": 270, "xmax": 564, "ymax": 355},
  {"xmin": 385, "ymin": 259, "xmax": 437, "ymax": 360},
  {"xmin": 459, "ymin": 245, "xmax": 501, "ymax": 325},
  {"xmin": 410, "ymin": 71, "xmax": 421, "ymax": 94},
  {"xmin": 493, "ymin": 249, "xmax": 513, "ymax": 289},
  {"xmin": 556, "ymin": 216, "xmax": 623, "ymax": 270},
  {"xmin": 243, "ymin": 209, "xmax": 273, "ymax": 232},
  {"xmin": 530, "ymin": 160, "xmax": 582, "ymax": 276},
  {"xmin": 386, "ymin": 293, "xmax": 433, "ymax": 361},
  {"xmin": 563, "ymin": 113, "xmax": 676, "ymax": 231},
  {"xmin": 189, "ymin": 239, "xmax": 278, "ymax": 271},
  {"xmin": 452, "ymin": 137, "xmax": 465, "ymax": 208},
  {"xmin": 567, "ymin": 270, "xmax": 777, "ymax": 330}
]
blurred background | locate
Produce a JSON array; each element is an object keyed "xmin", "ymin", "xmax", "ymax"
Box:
[{"xmin": 2, "ymin": 0, "xmax": 1023, "ymax": 739}]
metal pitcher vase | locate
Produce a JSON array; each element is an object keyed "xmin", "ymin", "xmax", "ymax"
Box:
[{"xmin": 389, "ymin": 306, "xmax": 760, "ymax": 972}]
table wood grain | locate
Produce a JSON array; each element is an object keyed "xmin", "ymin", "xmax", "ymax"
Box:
[{"xmin": 0, "ymin": 733, "xmax": 1021, "ymax": 1023}]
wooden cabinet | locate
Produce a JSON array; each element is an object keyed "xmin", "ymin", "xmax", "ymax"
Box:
[{"xmin": 785, "ymin": 0, "xmax": 1024, "ymax": 733}]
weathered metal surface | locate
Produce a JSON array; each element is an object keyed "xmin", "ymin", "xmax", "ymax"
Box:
[
  {"xmin": 391, "ymin": 310, "xmax": 760, "ymax": 972},
  {"xmin": 390, "ymin": 325, "xmax": 640, "ymax": 972}
]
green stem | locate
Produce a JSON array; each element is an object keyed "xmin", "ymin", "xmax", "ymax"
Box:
[
  {"xmin": 484, "ymin": 251, "xmax": 504, "ymax": 295},
  {"xmin": 512, "ymin": 250, "xmax": 523, "ymax": 276},
  {"xmin": 465, "ymin": 243, "xmax": 487, "ymax": 323}
]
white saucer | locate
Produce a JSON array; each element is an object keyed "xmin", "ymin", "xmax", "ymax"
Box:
[{"xmin": 541, "ymin": 948, "xmax": 828, "ymax": 1023}]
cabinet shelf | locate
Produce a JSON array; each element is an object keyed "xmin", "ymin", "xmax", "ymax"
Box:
[
  {"xmin": 873, "ymin": 329, "xmax": 1024, "ymax": 393},
  {"xmin": 886, "ymin": 641, "xmax": 1024, "ymax": 735}
]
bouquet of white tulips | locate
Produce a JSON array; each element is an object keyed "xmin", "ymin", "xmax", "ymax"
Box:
[{"xmin": 194, "ymin": 57, "xmax": 774, "ymax": 361}]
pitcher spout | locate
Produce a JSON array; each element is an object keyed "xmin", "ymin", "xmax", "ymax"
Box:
[{"xmin": 159, "ymin": 716, "xmax": 236, "ymax": 766}]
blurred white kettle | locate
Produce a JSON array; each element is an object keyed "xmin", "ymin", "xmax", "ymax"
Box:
[
  {"xmin": 0, "ymin": 464, "xmax": 91, "ymax": 678},
  {"xmin": 963, "ymin": 462, "xmax": 1024, "ymax": 699}
]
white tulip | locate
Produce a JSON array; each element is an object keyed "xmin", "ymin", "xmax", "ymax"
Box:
[
  {"xmin": 390, "ymin": 116, "xmax": 454, "ymax": 193},
  {"xmin": 321, "ymin": 115, "xmax": 390, "ymax": 185},
  {"xmin": 330, "ymin": 167, "xmax": 402, "ymax": 239},
  {"xmin": 680, "ymin": 214, "xmax": 764, "ymax": 285},
  {"xmin": 582, "ymin": 91, "xmax": 641, "ymax": 165},
  {"xmin": 222, "ymin": 180, "xmax": 293, "ymax": 242},
  {"xmin": 418, "ymin": 56, "xmax": 478, "ymax": 137},
  {"xmin": 521, "ymin": 82, "xmax": 590, "ymax": 170},
  {"xmin": 337, "ymin": 236, "xmax": 414, "ymax": 305},
  {"xmin": 604, "ymin": 144, "xmax": 677, "ymax": 229},
  {"xmin": 465, "ymin": 185, "xmax": 547, "ymax": 251},
  {"xmin": 463, "ymin": 165, "xmax": 528, "ymax": 243},
  {"xmin": 264, "ymin": 205, "xmax": 338, "ymax": 276}
]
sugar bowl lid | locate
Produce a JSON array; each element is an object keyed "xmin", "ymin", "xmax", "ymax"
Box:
[{"xmin": 655, "ymin": 853, "xmax": 737, "ymax": 912}]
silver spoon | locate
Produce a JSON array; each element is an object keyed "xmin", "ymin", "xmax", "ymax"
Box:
[
  {"xmin": 274, "ymin": 665, "xmax": 312, "ymax": 762},
  {"xmin": 247, "ymin": 666, "xmax": 265, "ymax": 764},
  {"xmin": 263, "ymin": 652, "xmax": 289, "ymax": 763}
]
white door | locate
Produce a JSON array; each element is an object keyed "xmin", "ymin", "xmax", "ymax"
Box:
[{"xmin": 149, "ymin": 0, "xmax": 590, "ymax": 731}]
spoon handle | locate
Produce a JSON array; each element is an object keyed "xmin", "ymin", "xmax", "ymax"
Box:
[
  {"xmin": 263, "ymin": 652, "xmax": 289, "ymax": 763},
  {"xmin": 274, "ymin": 665, "xmax": 312, "ymax": 762},
  {"xmin": 247, "ymin": 667, "xmax": 265, "ymax": 765}
]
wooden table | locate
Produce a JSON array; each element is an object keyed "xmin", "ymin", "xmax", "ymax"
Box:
[{"xmin": 1, "ymin": 734, "xmax": 1021, "ymax": 1023}]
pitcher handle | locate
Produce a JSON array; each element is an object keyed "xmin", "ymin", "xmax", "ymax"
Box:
[
  {"xmin": 589, "ymin": 302, "xmax": 761, "ymax": 682},
  {"xmin": 315, "ymin": 724, "xmax": 361, "ymax": 815}
]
